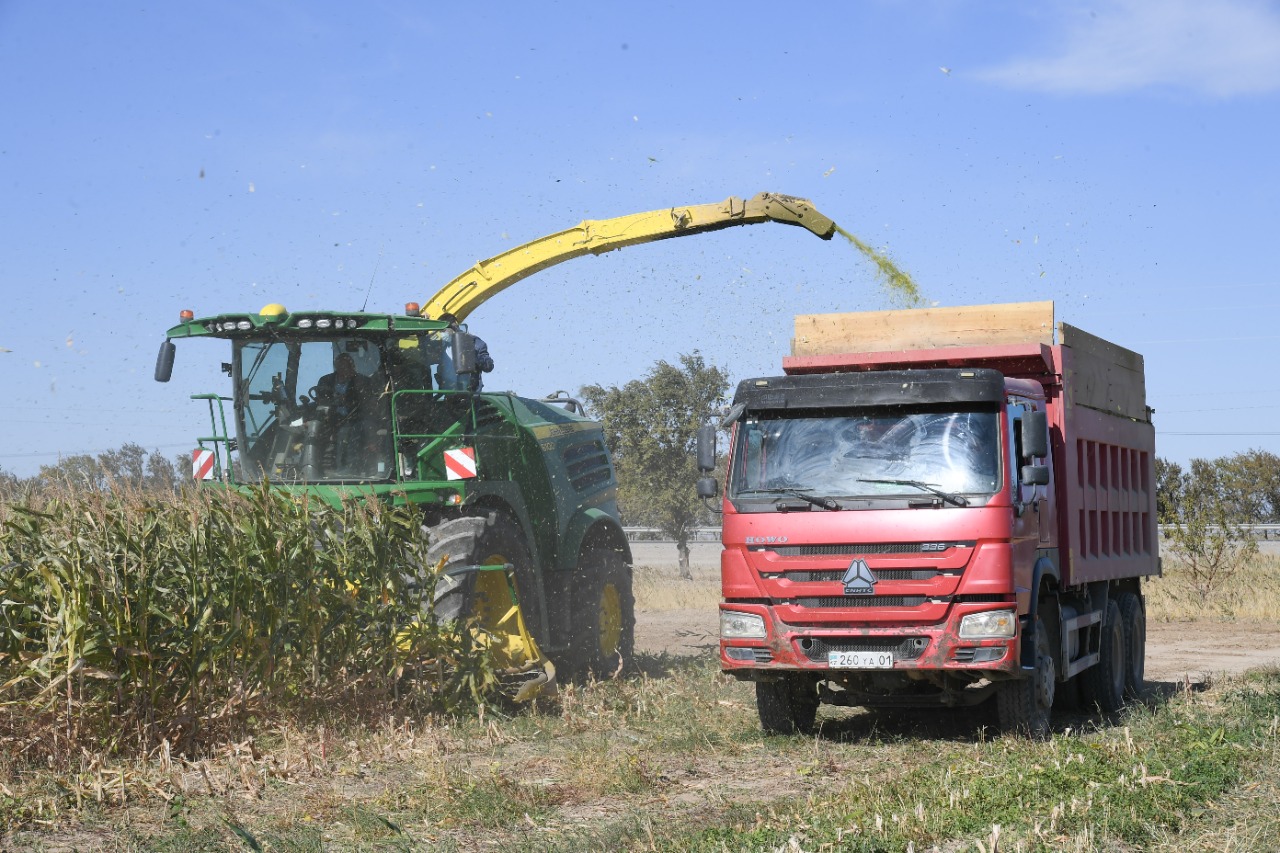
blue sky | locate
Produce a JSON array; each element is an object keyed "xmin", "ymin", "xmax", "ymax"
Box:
[{"xmin": 2, "ymin": 0, "xmax": 1278, "ymax": 476}]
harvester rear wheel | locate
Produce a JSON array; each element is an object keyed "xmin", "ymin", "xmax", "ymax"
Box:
[
  {"xmin": 1081, "ymin": 599, "xmax": 1126, "ymax": 713},
  {"xmin": 567, "ymin": 548, "xmax": 635, "ymax": 680},
  {"xmin": 755, "ymin": 674, "xmax": 819, "ymax": 736}
]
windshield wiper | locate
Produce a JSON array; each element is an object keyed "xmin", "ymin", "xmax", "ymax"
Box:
[
  {"xmin": 737, "ymin": 487, "xmax": 841, "ymax": 511},
  {"xmin": 857, "ymin": 478, "xmax": 969, "ymax": 507}
]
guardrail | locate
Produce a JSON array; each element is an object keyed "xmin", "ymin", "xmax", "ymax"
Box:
[
  {"xmin": 623, "ymin": 527, "xmax": 722, "ymax": 543},
  {"xmin": 1158, "ymin": 524, "xmax": 1280, "ymax": 540}
]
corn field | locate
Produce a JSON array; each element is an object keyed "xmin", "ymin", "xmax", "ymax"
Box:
[{"xmin": 0, "ymin": 484, "xmax": 496, "ymax": 764}]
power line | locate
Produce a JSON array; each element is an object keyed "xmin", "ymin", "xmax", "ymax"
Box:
[
  {"xmin": 1162, "ymin": 427, "xmax": 1280, "ymax": 435},
  {"xmin": 1158, "ymin": 405, "xmax": 1280, "ymax": 414}
]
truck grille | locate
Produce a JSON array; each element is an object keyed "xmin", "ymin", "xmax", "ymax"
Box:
[
  {"xmin": 781, "ymin": 568, "xmax": 946, "ymax": 582},
  {"xmin": 756, "ymin": 541, "xmax": 974, "ymax": 556},
  {"xmin": 794, "ymin": 596, "xmax": 928, "ymax": 608},
  {"xmin": 797, "ymin": 636, "xmax": 929, "ymax": 662}
]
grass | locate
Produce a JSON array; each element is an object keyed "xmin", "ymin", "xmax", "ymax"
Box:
[
  {"xmin": 632, "ymin": 559, "xmax": 721, "ymax": 612},
  {"xmin": 8, "ymin": 660, "xmax": 1277, "ymax": 851},
  {"xmin": 6, "ymin": 516, "xmax": 1280, "ymax": 849},
  {"xmin": 1147, "ymin": 550, "xmax": 1280, "ymax": 621}
]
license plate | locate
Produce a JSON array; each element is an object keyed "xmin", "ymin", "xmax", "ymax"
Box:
[{"xmin": 828, "ymin": 650, "xmax": 894, "ymax": 669}]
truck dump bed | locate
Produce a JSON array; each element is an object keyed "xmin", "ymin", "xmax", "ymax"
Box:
[{"xmin": 783, "ymin": 301, "xmax": 1159, "ymax": 587}]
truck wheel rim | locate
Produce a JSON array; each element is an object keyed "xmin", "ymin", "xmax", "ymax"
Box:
[{"xmin": 599, "ymin": 584, "xmax": 622, "ymax": 657}]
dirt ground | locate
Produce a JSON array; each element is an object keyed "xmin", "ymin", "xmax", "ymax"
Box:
[{"xmin": 630, "ymin": 542, "xmax": 1280, "ymax": 688}]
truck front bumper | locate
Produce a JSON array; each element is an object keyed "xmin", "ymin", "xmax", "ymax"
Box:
[{"xmin": 719, "ymin": 601, "xmax": 1020, "ymax": 675}]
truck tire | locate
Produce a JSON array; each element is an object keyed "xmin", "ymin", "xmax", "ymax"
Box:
[
  {"xmin": 1081, "ymin": 599, "xmax": 1125, "ymax": 713},
  {"xmin": 424, "ymin": 513, "xmax": 541, "ymax": 646},
  {"xmin": 755, "ymin": 675, "xmax": 820, "ymax": 736},
  {"xmin": 567, "ymin": 547, "xmax": 636, "ymax": 680},
  {"xmin": 1117, "ymin": 592, "xmax": 1146, "ymax": 700},
  {"xmin": 996, "ymin": 618, "xmax": 1055, "ymax": 739}
]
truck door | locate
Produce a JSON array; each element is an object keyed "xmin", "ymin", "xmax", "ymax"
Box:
[{"xmin": 1007, "ymin": 400, "xmax": 1043, "ymax": 605}]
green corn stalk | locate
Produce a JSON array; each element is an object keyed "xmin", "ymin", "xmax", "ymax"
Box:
[{"xmin": 0, "ymin": 481, "xmax": 497, "ymax": 762}]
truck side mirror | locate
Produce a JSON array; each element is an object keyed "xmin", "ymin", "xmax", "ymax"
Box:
[
  {"xmin": 453, "ymin": 331, "xmax": 477, "ymax": 377},
  {"xmin": 696, "ymin": 424, "xmax": 717, "ymax": 472},
  {"xmin": 697, "ymin": 476, "xmax": 719, "ymax": 499},
  {"xmin": 154, "ymin": 340, "xmax": 175, "ymax": 383},
  {"xmin": 1021, "ymin": 464, "xmax": 1050, "ymax": 486},
  {"xmin": 1021, "ymin": 410, "xmax": 1048, "ymax": 460}
]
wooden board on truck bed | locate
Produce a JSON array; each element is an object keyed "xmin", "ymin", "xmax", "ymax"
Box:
[
  {"xmin": 791, "ymin": 301, "xmax": 1149, "ymax": 423},
  {"xmin": 1058, "ymin": 322, "xmax": 1149, "ymax": 423},
  {"xmin": 792, "ymin": 301, "xmax": 1054, "ymax": 356}
]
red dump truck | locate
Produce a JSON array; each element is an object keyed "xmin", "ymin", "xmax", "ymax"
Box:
[{"xmin": 696, "ymin": 301, "xmax": 1158, "ymax": 737}]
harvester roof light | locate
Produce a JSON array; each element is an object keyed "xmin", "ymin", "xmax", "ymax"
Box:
[
  {"xmin": 316, "ymin": 318, "xmax": 333, "ymax": 329},
  {"xmin": 405, "ymin": 302, "xmax": 421, "ymax": 316},
  {"xmin": 297, "ymin": 318, "xmax": 314, "ymax": 329},
  {"xmin": 179, "ymin": 309, "xmax": 194, "ymax": 321},
  {"xmin": 236, "ymin": 320, "xmax": 252, "ymax": 331}
]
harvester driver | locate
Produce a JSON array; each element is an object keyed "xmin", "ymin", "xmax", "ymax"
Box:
[{"xmin": 316, "ymin": 352, "xmax": 371, "ymax": 470}]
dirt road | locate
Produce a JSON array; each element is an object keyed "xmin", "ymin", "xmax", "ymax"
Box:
[
  {"xmin": 635, "ymin": 610, "xmax": 1280, "ymax": 685},
  {"xmin": 630, "ymin": 543, "xmax": 1280, "ymax": 687}
]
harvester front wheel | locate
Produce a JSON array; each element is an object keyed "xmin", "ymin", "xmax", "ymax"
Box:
[
  {"xmin": 567, "ymin": 548, "xmax": 635, "ymax": 680},
  {"xmin": 425, "ymin": 513, "xmax": 543, "ymax": 653}
]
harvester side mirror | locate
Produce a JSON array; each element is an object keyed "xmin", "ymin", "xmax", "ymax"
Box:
[
  {"xmin": 154, "ymin": 340, "xmax": 175, "ymax": 383},
  {"xmin": 453, "ymin": 331, "xmax": 477, "ymax": 377},
  {"xmin": 697, "ymin": 476, "xmax": 719, "ymax": 499},
  {"xmin": 696, "ymin": 424, "xmax": 717, "ymax": 472},
  {"xmin": 1021, "ymin": 464, "xmax": 1050, "ymax": 486},
  {"xmin": 1021, "ymin": 410, "xmax": 1048, "ymax": 460}
]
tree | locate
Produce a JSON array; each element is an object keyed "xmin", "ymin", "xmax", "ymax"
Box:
[
  {"xmin": 1218, "ymin": 449, "xmax": 1280, "ymax": 523},
  {"xmin": 1163, "ymin": 457, "xmax": 1258, "ymax": 600},
  {"xmin": 1153, "ymin": 457, "xmax": 1184, "ymax": 525},
  {"xmin": 35, "ymin": 443, "xmax": 183, "ymax": 495},
  {"xmin": 581, "ymin": 353, "xmax": 729, "ymax": 578}
]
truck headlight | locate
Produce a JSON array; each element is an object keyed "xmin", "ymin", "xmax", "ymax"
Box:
[
  {"xmin": 958, "ymin": 609, "xmax": 1017, "ymax": 639},
  {"xmin": 720, "ymin": 610, "xmax": 767, "ymax": 639}
]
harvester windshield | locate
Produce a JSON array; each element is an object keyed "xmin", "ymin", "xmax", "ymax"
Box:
[
  {"xmin": 728, "ymin": 405, "xmax": 1001, "ymax": 508},
  {"xmin": 234, "ymin": 331, "xmax": 458, "ymax": 483}
]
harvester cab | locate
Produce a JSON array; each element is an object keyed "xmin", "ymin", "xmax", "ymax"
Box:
[{"xmin": 154, "ymin": 192, "xmax": 840, "ymax": 698}]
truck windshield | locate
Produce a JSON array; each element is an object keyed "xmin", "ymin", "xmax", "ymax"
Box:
[
  {"xmin": 233, "ymin": 331, "xmax": 456, "ymax": 484},
  {"xmin": 728, "ymin": 406, "xmax": 1001, "ymax": 506}
]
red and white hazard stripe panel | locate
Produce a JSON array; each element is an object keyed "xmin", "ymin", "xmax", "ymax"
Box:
[
  {"xmin": 192, "ymin": 448, "xmax": 215, "ymax": 481},
  {"xmin": 443, "ymin": 447, "xmax": 477, "ymax": 480}
]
